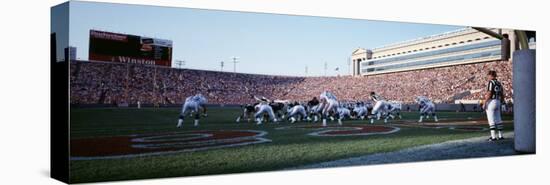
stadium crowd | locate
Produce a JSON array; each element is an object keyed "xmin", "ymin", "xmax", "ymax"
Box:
[{"xmin": 70, "ymin": 60, "xmax": 512, "ymax": 105}]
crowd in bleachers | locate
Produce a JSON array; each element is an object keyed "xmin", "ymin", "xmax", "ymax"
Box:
[{"xmin": 70, "ymin": 60, "xmax": 512, "ymax": 105}]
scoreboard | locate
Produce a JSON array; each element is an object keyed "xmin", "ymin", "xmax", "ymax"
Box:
[{"xmin": 88, "ymin": 30, "xmax": 172, "ymax": 66}]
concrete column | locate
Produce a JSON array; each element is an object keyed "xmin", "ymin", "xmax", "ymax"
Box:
[
  {"xmin": 502, "ymin": 29, "xmax": 517, "ymax": 61},
  {"xmin": 513, "ymin": 49, "xmax": 536, "ymax": 153},
  {"xmin": 356, "ymin": 60, "xmax": 360, "ymax": 75}
]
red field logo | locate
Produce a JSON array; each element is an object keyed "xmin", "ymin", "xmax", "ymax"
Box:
[
  {"xmin": 70, "ymin": 130, "xmax": 271, "ymax": 160},
  {"xmin": 277, "ymin": 125, "xmax": 400, "ymax": 136}
]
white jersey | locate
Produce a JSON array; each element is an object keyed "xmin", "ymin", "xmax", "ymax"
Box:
[
  {"xmin": 415, "ymin": 96, "xmax": 435, "ymax": 114},
  {"xmin": 365, "ymin": 102, "xmax": 373, "ymax": 109},
  {"xmin": 415, "ymin": 96, "xmax": 438, "ymax": 122},
  {"xmin": 387, "ymin": 102, "xmax": 402, "ymax": 112},
  {"xmin": 288, "ymin": 105, "xmax": 307, "ymax": 118},
  {"xmin": 320, "ymin": 91, "xmax": 337, "ymax": 101},
  {"xmin": 188, "ymin": 94, "xmax": 207, "ymax": 105},
  {"xmin": 353, "ymin": 106, "xmax": 368, "ymax": 117},
  {"xmin": 178, "ymin": 94, "xmax": 208, "ymax": 127},
  {"xmin": 309, "ymin": 104, "xmax": 322, "ymax": 114},
  {"xmin": 415, "ymin": 96, "xmax": 430, "ymax": 105},
  {"xmin": 371, "ymin": 100, "xmax": 387, "ymax": 115},
  {"xmin": 320, "ymin": 91, "xmax": 338, "ymax": 105},
  {"xmin": 182, "ymin": 94, "xmax": 207, "ymax": 113},
  {"xmin": 319, "ymin": 91, "xmax": 339, "ymax": 115},
  {"xmin": 255, "ymin": 104, "xmax": 277, "ymax": 122},
  {"xmin": 337, "ymin": 107, "xmax": 351, "ymax": 118}
]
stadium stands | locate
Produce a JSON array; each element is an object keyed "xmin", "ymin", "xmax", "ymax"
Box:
[{"xmin": 70, "ymin": 60, "xmax": 512, "ymax": 105}]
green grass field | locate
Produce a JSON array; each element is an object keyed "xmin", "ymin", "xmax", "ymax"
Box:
[{"xmin": 68, "ymin": 107, "xmax": 513, "ymax": 183}]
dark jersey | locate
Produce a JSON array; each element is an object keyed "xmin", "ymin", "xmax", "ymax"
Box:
[
  {"xmin": 308, "ymin": 98, "xmax": 320, "ymax": 106},
  {"xmin": 270, "ymin": 102, "xmax": 285, "ymax": 112},
  {"xmin": 487, "ymin": 79, "xmax": 503, "ymax": 100},
  {"xmin": 243, "ymin": 104, "xmax": 255, "ymax": 112}
]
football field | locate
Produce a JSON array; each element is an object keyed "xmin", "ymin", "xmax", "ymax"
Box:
[{"xmin": 69, "ymin": 107, "xmax": 514, "ymax": 183}]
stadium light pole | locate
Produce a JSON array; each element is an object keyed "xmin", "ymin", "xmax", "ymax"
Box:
[
  {"xmin": 347, "ymin": 57, "xmax": 351, "ymax": 76},
  {"xmin": 231, "ymin": 57, "xmax": 239, "ymax": 73},
  {"xmin": 324, "ymin": 62, "xmax": 328, "ymax": 76},
  {"xmin": 220, "ymin": 61, "xmax": 224, "ymax": 72},
  {"xmin": 175, "ymin": 60, "xmax": 185, "ymax": 69},
  {"xmin": 305, "ymin": 65, "xmax": 308, "ymax": 76}
]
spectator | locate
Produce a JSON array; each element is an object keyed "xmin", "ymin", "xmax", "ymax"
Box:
[{"xmin": 70, "ymin": 60, "xmax": 513, "ymax": 105}]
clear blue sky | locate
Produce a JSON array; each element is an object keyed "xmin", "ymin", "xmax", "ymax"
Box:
[{"xmin": 66, "ymin": 1, "xmax": 462, "ymax": 76}]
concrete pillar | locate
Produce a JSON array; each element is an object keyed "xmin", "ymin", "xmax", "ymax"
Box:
[
  {"xmin": 513, "ymin": 49, "xmax": 536, "ymax": 153},
  {"xmin": 356, "ymin": 60, "xmax": 361, "ymax": 75},
  {"xmin": 503, "ymin": 29, "xmax": 517, "ymax": 61}
]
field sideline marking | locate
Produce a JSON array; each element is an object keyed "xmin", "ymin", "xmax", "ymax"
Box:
[
  {"xmin": 308, "ymin": 126, "xmax": 401, "ymax": 137},
  {"xmin": 276, "ymin": 125, "xmax": 401, "ymax": 137},
  {"xmin": 448, "ymin": 126, "xmax": 489, "ymax": 131}
]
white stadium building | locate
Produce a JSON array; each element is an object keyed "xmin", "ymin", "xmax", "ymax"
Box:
[{"xmin": 351, "ymin": 27, "xmax": 535, "ymax": 76}]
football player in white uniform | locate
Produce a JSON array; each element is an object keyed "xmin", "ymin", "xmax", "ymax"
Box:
[
  {"xmin": 177, "ymin": 94, "xmax": 207, "ymax": 127},
  {"xmin": 385, "ymin": 101, "xmax": 403, "ymax": 120},
  {"xmin": 253, "ymin": 96, "xmax": 278, "ymax": 125},
  {"xmin": 415, "ymin": 96, "xmax": 438, "ymax": 123},
  {"xmin": 337, "ymin": 106, "xmax": 351, "ymax": 121},
  {"xmin": 318, "ymin": 91, "xmax": 340, "ymax": 126},
  {"xmin": 352, "ymin": 102, "xmax": 369, "ymax": 120},
  {"xmin": 369, "ymin": 92, "xmax": 389, "ymax": 124},
  {"xmin": 286, "ymin": 102, "xmax": 307, "ymax": 123}
]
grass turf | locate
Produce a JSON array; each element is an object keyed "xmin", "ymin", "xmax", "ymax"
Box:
[{"xmin": 68, "ymin": 107, "xmax": 513, "ymax": 183}]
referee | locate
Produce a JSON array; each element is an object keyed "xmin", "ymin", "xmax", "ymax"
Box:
[{"xmin": 483, "ymin": 70, "xmax": 505, "ymax": 141}]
